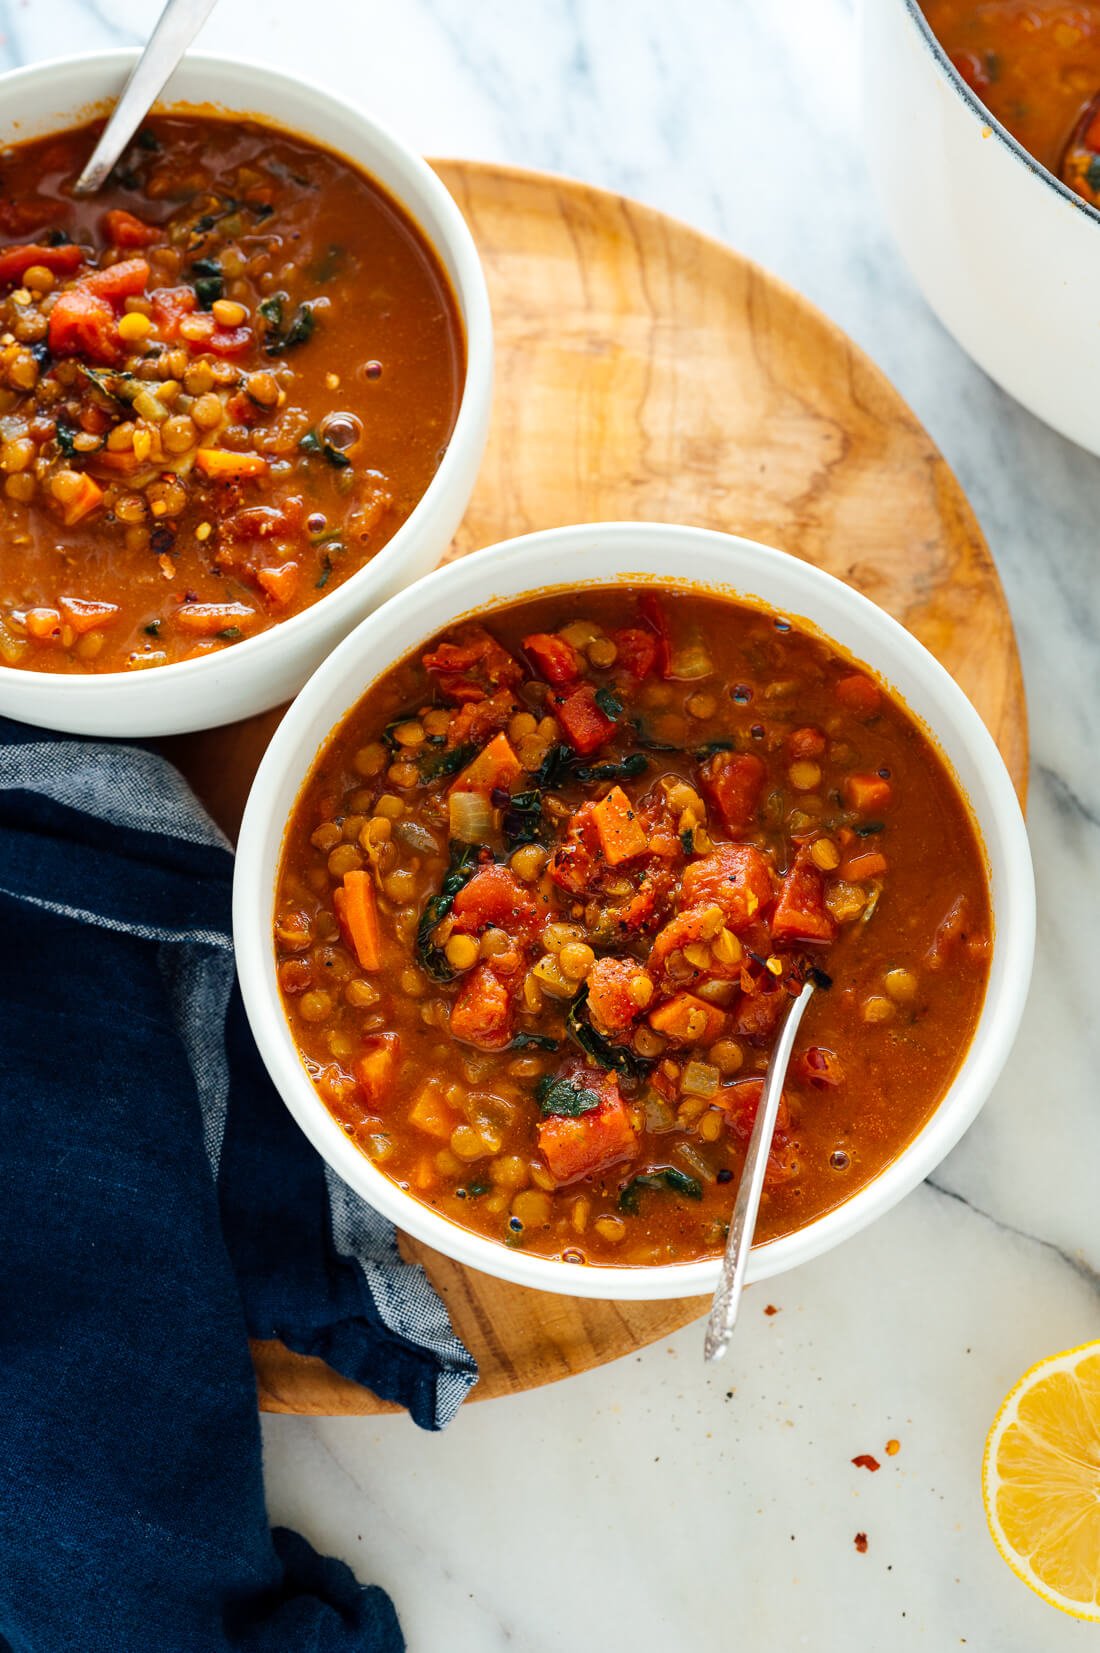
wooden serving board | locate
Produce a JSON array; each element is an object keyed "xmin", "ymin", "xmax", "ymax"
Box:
[{"xmin": 168, "ymin": 162, "xmax": 1027, "ymax": 1416}]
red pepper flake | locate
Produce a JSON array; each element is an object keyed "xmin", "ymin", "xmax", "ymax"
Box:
[
  {"xmin": 763, "ymin": 1304, "xmax": 779, "ymax": 1316},
  {"xmin": 854, "ymin": 1532, "xmax": 869, "ymax": 1554},
  {"xmin": 852, "ymin": 1453, "xmax": 881, "ymax": 1472},
  {"xmin": 885, "ymin": 1438, "xmax": 900, "ymax": 1456}
]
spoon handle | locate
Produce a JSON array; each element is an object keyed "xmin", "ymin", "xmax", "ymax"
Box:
[
  {"xmin": 703, "ymin": 979, "xmax": 815, "ymax": 1362},
  {"xmin": 72, "ymin": 0, "xmax": 220, "ymax": 197}
]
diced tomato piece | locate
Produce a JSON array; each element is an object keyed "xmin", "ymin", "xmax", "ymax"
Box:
[
  {"xmin": 0, "ymin": 241, "xmax": 83, "ymax": 286},
  {"xmin": 925, "ymin": 895, "xmax": 988, "ymax": 972},
  {"xmin": 715, "ymin": 1078, "xmax": 796, "ymax": 1184},
  {"xmin": 84, "ymin": 257, "xmax": 150, "ymax": 302},
  {"xmin": 843, "ymin": 773, "xmax": 893, "ymax": 814},
  {"xmin": 449, "ymin": 964, "xmax": 515, "ymax": 1050},
  {"xmin": 835, "ymin": 673, "xmax": 882, "ymax": 718},
  {"xmin": 102, "ymin": 209, "xmax": 160, "ymax": 248},
  {"xmin": 950, "ymin": 49, "xmax": 993, "ymax": 93},
  {"xmin": 795, "ymin": 1046, "xmax": 845, "ymax": 1089},
  {"xmin": 354, "ymin": 1034, "xmax": 399, "ymax": 1109},
  {"xmin": 537, "ymin": 1074, "xmax": 638, "ymax": 1186},
  {"xmin": 787, "ymin": 726, "xmax": 827, "ymax": 761},
  {"xmin": 150, "ymin": 285, "xmax": 198, "ymax": 339},
  {"xmin": 447, "ymin": 690, "xmax": 518, "ymax": 750},
  {"xmin": 587, "ymin": 957, "xmax": 650, "ymax": 1037},
  {"xmin": 730, "ymin": 986, "xmax": 788, "ymax": 1040},
  {"xmin": 699, "ymin": 750, "xmax": 766, "ymax": 833},
  {"xmin": 637, "ymin": 592, "xmax": 673, "ymax": 677},
  {"xmin": 680, "ymin": 844, "xmax": 774, "ymax": 931},
  {"xmin": 557, "ymin": 681, "xmax": 617, "ymax": 756},
  {"xmin": 451, "ymin": 864, "xmax": 540, "ymax": 939},
  {"xmin": 647, "ymin": 991, "xmax": 726, "ymax": 1046},
  {"xmin": 611, "ymin": 626, "xmax": 658, "ymax": 679},
  {"xmin": 423, "ymin": 625, "xmax": 523, "ymax": 702},
  {"xmin": 450, "ymin": 732, "xmax": 524, "ymax": 795},
  {"xmin": 771, "ymin": 847, "xmax": 836, "ymax": 945},
  {"xmin": 47, "ymin": 287, "xmax": 119, "ymax": 363},
  {"xmin": 58, "ymin": 595, "xmax": 119, "ymax": 634},
  {"xmin": 548, "ymin": 802, "xmax": 600, "ymax": 894},
  {"xmin": 591, "ymin": 784, "xmax": 648, "ymax": 865},
  {"xmin": 523, "ymin": 631, "xmax": 582, "ymax": 685},
  {"xmin": 648, "ymin": 906, "xmax": 719, "ymax": 975},
  {"xmin": 221, "ymin": 500, "xmax": 303, "ymax": 541},
  {"xmin": 209, "ymin": 325, "xmax": 253, "ymax": 357}
]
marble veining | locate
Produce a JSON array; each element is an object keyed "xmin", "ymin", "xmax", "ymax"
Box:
[{"xmin": 11, "ymin": 0, "xmax": 1099, "ymax": 1646}]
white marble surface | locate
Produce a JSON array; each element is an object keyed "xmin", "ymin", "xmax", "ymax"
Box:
[{"xmin": 16, "ymin": 1, "xmax": 1100, "ymax": 1646}]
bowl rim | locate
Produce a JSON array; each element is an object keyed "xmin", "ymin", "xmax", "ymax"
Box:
[
  {"xmin": 234, "ymin": 520, "xmax": 1035, "ymax": 1301},
  {"xmin": 0, "ymin": 47, "xmax": 493, "ymax": 701},
  {"xmin": 898, "ymin": 0, "xmax": 1100, "ymax": 229}
]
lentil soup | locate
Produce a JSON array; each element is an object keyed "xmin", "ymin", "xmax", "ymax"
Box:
[
  {"xmin": 0, "ymin": 113, "xmax": 463, "ymax": 674},
  {"xmin": 275, "ymin": 586, "xmax": 993, "ymax": 1269},
  {"xmin": 921, "ymin": 2, "xmax": 1100, "ymax": 205}
]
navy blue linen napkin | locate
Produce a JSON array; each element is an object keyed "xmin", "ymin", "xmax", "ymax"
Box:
[{"xmin": 0, "ymin": 717, "xmax": 477, "ymax": 1652}]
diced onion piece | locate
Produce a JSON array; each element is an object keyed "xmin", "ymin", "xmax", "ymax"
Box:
[
  {"xmin": 681, "ymin": 1059, "xmax": 720, "ymax": 1098},
  {"xmin": 670, "ymin": 632, "xmax": 713, "ymax": 679},
  {"xmin": 132, "ymin": 389, "xmax": 168, "ymax": 424},
  {"xmin": 643, "ymin": 1090, "xmax": 677, "ymax": 1132},
  {"xmin": 448, "ymin": 788, "xmax": 496, "ymax": 843}
]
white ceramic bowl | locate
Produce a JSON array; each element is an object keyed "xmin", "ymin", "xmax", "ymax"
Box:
[
  {"xmin": 0, "ymin": 51, "xmax": 492, "ymax": 736},
  {"xmin": 235, "ymin": 522, "xmax": 1035, "ymax": 1300},
  {"xmin": 862, "ymin": 0, "xmax": 1100, "ymax": 454}
]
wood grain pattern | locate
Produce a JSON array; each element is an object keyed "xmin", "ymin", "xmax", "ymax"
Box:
[{"xmin": 167, "ymin": 162, "xmax": 1027, "ymax": 1417}]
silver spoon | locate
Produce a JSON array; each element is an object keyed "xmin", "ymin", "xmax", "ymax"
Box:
[
  {"xmin": 704, "ymin": 977, "xmax": 816, "ymax": 1361},
  {"xmin": 72, "ymin": 0, "xmax": 220, "ymax": 197}
]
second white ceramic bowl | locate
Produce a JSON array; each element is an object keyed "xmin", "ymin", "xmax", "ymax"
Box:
[
  {"xmin": 235, "ymin": 522, "xmax": 1034, "ymax": 1300},
  {"xmin": 862, "ymin": 0, "xmax": 1100, "ymax": 454},
  {"xmin": 0, "ymin": 51, "xmax": 492, "ymax": 736}
]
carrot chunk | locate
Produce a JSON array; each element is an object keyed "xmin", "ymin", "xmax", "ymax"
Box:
[
  {"xmin": 408, "ymin": 1083, "xmax": 457, "ymax": 1140},
  {"xmin": 353, "ymin": 1034, "xmax": 398, "ymax": 1109},
  {"xmin": 58, "ymin": 595, "xmax": 119, "ymax": 633},
  {"xmin": 255, "ymin": 562, "xmax": 301, "ymax": 606},
  {"xmin": 843, "ymin": 773, "xmax": 893, "ymax": 814},
  {"xmin": 591, "ymin": 784, "xmax": 648, "ymax": 865},
  {"xmin": 58, "ymin": 473, "xmax": 104, "ymax": 526},
  {"xmin": 334, "ymin": 870, "xmax": 382, "ymax": 970},
  {"xmin": 838, "ymin": 851, "xmax": 888, "ymax": 882},
  {"xmin": 450, "ymin": 732, "xmax": 524, "ymax": 795},
  {"xmin": 174, "ymin": 601, "xmax": 258, "ymax": 636},
  {"xmin": 194, "ymin": 449, "xmax": 268, "ymax": 480},
  {"xmin": 648, "ymin": 991, "xmax": 726, "ymax": 1046}
]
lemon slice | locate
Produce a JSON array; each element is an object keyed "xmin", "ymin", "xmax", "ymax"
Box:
[{"xmin": 983, "ymin": 1340, "xmax": 1100, "ymax": 1620}]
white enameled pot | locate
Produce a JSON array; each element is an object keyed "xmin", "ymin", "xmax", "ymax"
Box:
[
  {"xmin": 234, "ymin": 522, "xmax": 1035, "ymax": 1301},
  {"xmin": 0, "ymin": 51, "xmax": 492, "ymax": 736},
  {"xmin": 862, "ymin": 0, "xmax": 1100, "ymax": 454}
]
